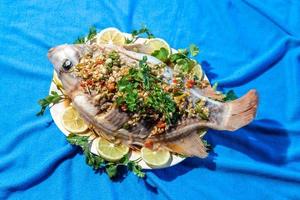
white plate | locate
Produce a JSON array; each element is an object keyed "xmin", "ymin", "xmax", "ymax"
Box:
[{"xmin": 49, "ymin": 31, "xmax": 207, "ymax": 169}]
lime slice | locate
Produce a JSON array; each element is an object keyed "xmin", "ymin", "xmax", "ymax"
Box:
[
  {"xmin": 144, "ymin": 38, "xmax": 171, "ymax": 55},
  {"xmin": 192, "ymin": 64, "xmax": 204, "ymax": 80},
  {"xmin": 62, "ymin": 106, "xmax": 88, "ymax": 133},
  {"xmin": 96, "ymin": 28, "xmax": 125, "ymax": 45},
  {"xmin": 97, "ymin": 138, "xmax": 129, "ymax": 161},
  {"xmin": 141, "ymin": 147, "xmax": 170, "ymax": 167}
]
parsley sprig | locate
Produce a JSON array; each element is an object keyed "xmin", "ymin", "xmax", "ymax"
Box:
[
  {"xmin": 151, "ymin": 44, "xmax": 200, "ymax": 74},
  {"xmin": 117, "ymin": 56, "xmax": 177, "ymax": 124},
  {"xmin": 223, "ymin": 90, "xmax": 238, "ymax": 101},
  {"xmin": 125, "ymin": 26, "xmax": 155, "ymax": 44},
  {"xmin": 37, "ymin": 91, "xmax": 65, "ymax": 116},
  {"xmin": 67, "ymin": 133, "xmax": 145, "ymax": 179},
  {"xmin": 74, "ymin": 26, "xmax": 97, "ymax": 44}
]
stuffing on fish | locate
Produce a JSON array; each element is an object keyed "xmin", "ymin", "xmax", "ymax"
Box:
[{"xmin": 48, "ymin": 43, "xmax": 258, "ymax": 158}]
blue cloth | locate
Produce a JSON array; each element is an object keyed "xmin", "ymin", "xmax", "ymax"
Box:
[{"xmin": 1, "ymin": 0, "xmax": 300, "ymax": 199}]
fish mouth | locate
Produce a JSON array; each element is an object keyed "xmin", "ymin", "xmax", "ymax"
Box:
[
  {"xmin": 47, "ymin": 47, "xmax": 58, "ymax": 62},
  {"xmin": 47, "ymin": 44, "xmax": 68, "ymax": 60}
]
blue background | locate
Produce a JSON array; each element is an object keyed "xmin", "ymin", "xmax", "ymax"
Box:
[{"xmin": 1, "ymin": 0, "xmax": 300, "ymax": 199}]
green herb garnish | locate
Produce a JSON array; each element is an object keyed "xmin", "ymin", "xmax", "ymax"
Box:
[
  {"xmin": 151, "ymin": 47, "xmax": 169, "ymax": 62},
  {"xmin": 212, "ymin": 82, "xmax": 218, "ymax": 91},
  {"xmin": 189, "ymin": 44, "xmax": 200, "ymax": 57},
  {"xmin": 66, "ymin": 134, "xmax": 105, "ymax": 170},
  {"xmin": 151, "ymin": 44, "xmax": 200, "ymax": 74},
  {"xmin": 37, "ymin": 91, "xmax": 65, "ymax": 116},
  {"xmin": 74, "ymin": 37, "xmax": 85, "ymax": 44},
  {"xmin": 117, "ymin": 56, "xmax": 177, "ymax": 124},
  {"xmin": 67, "ymin": 133, "xmax": 145, "ymax": 179},
  {"xmin": 87, "ymin": 26, "xmax": 97, "ymax": 40},
  {"xmin": 194, "ymin": 104, "xmax": 209, "ymax": 120},
  {"xmin": 116, "ymin": 70, "xmax": 140, "ymax": 112},
  {"xmin": 125, "ymin": 25, "xmax": 155, "ymax": 44},
  {"xmin": 145, "ymin": 84, "xmax": 177, "ymax": 124},
  {"xmin": 202, "ymin": 139, "xmax": 212, "ymax": 151},
  {"xmin": 223, "ymin": 90, "xmax": 238, "ymax": 101},
  {"xmin": 149, "ymin": 44, "xmax": 198, "ymax": 74},
  {"xmin": 74, "ymin": 26, "xmax": 97, "ymax": 44}
]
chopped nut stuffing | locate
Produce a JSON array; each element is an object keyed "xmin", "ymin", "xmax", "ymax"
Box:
[{"xmin": 73, "ymin": 45, "xmax": 210, "ymax": 135}]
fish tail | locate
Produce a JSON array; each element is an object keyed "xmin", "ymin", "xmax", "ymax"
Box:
[
  {"xmin": 162, "ymin": 132, "xmax": 208, "ymax": 158},
  {"xmin": 222, "ymin": 89, "xmax": 258, "ymax": 131}
]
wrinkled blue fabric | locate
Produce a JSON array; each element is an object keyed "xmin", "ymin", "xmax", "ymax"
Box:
[{"xmin": 1, "ymin": 0, "xmax": 300, "ymax": 199}]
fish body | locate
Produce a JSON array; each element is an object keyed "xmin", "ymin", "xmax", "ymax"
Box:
[{"xmin": 48, "ymin": 43, "xmax": 258, "ymax": 158}]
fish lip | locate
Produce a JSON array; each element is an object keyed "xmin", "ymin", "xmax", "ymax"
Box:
[
  {"xmin": 47, "ymin": 44, "xmax": 67, "ymax": 60},
  {"xmin": 47, "ymin": 47, "xmax": 56, "ymax": 60}
]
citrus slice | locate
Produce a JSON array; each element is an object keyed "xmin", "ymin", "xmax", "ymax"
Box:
[
  {"xmin": 97, "ymin": 138, "xmax": 129, "ymax": 161},
  {"xmin": 141, "ymin": 147, "xmax": 171, "ymax": 167},
  {"xmin": 96, "ymin": 28, "xmax": 125, "ymax": 45},
  {"xmin": 62, "ymin": 106, "xmax": 88, "ymax": 133},
  {"xmin": 77, "ymin": 129, "xmax": 93, "ymax": 137},
  {"xmin": 144, "ymin": 38, "xmax": 171, "ymax": 55},
  {"xmin": 53, "ymin": 71, "xmax": 63, "ymax": 89},
  {"xmin": 192, "ymin": 64, "xmax": 204, "ymax": 80}
]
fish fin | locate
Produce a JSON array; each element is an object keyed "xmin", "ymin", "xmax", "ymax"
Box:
[
  {"xmin": 162, "ymin": 132, "xmax": 208, "ymax": 158},
  {"xmin": 201, "ymin": 86, "xmax": 224, "ymax": 101},
  {"xmin": 222, "ymin": 89, "xmax": 258, "ymax": 131}
]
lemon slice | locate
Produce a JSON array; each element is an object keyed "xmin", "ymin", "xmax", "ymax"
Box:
[
  {"xmin": 53, "ymin": 71, "xmax": 63, "ymax": 89},
  {"xmin": 141, "ymin": 147, "xmax": 171, "ymax": 167},
  {"xmin": 62, "ymin": 106, "xmax": 88, "ymax": 133},
  {"xmin": 77, "ymin": 129, "xmax": 93, "ymax": 137},
  {"xmin": 97, "ymin": 138, "xmax": 129, "ymax": 161},
  {"xmin": 96, "ymin": 28, "xmax": 125, "ymax": 45},
  {"xmin": 144, "ymin": 38, "xmax": 171, "ymax": 55}
]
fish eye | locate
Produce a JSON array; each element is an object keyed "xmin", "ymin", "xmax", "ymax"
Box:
[{"xmin": 62, "ymin": 59, "xmax": 73, "ymax": 70}]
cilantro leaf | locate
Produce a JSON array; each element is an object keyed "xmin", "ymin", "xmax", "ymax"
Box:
[
  {"xmin": 67, "ymin": 134, "xmax": 105, "ymax": 170},
  {"xmin": 85, "ymin": 149, "xmax": 105, "ymax": 170},
  {"xmin": 169, "ymin": 52, "xmax": 187, "ymax": 63},
  {"xmin": 37, "ymin": 91, "xmax": 64, "ymax": 116},
  {"xmin": 145, "ymin": 84, "xmax": 177, "ymax": 124},
  {"xmin": 151, "ymin": 47, "xmax": 169, "ymax": 62},
  {"xmin": 66, "ymin": 134, "xmax": 145, "ymax": 179},
  {"xmin": 105, "ymin": 164, "xmax": 118, "ymax": 178},
  {"xmin": 87, "ymin": 26, "xmax": 97, "ymax": 40},
  {"xmin": 202, "ymin": 139, "xmax": 212, "ymax": 151},
  {"xmin": 117, "ymin": 56, "xmax": 178, "ymax": 124},
  {"xmin": 125, "ymin": 25, "xmax": 155, "ymax": 44},
  {"xmin": 176, "ymin": 58, "xmax": 194, "ymax": 74},
  {"xmin": 74, "ymin": 36, "xmax": 85, "ymax": 44},
  {"xmin": 127, "ymin": 161, "xmax": 145, "ymax": 178},
  {"xmin": 212, "ymin": 82, "xmax": 218, "ymax": 91},
  {"xmin": 74, "ymin": 26, "xmax": 97, "ymax": 44},
  {"xmin": 178, "ymin": 48, "xmax": 189, "ymax": 56},
  {"xmin": 189, "ymin": 44, "xmax": 199, "ymax": 56},
  {"xmin": 223, "ymin": 90, "xmax": 238, "ymax": 101},
  {"xmin": 66, "ymin": 133, "xmax": 89, "ymax": 148},
  {"xmin": 140, "ymin": 56, "xmax": 151, "ymax": 89},
  {"xmin": 168, "ymin": 44, "xmax": 199, "ymax": 74}
]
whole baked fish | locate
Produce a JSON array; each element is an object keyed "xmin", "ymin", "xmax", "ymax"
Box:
[{"xmin": 48, "ymin": 43, "xmax": 258, "ymax": 158}]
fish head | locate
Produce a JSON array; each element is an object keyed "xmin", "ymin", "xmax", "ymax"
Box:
[
  {"xmin": 47, "ymin": 44, "xmax": 82, "ymax": 74},
  {"xmin": 47, "ymin": 44, "xmax": 85, "ymax": 94}
]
